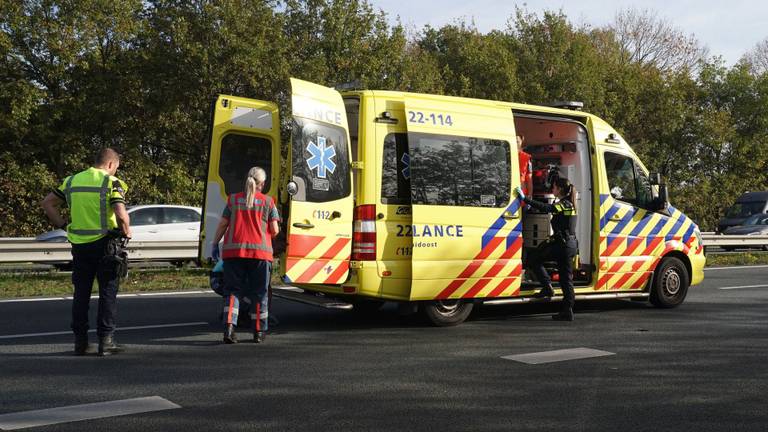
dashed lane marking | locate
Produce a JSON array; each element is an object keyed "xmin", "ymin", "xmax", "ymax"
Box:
[
  {"xmin": 502, "ymin": 347, "xmax": 615, "ymax": 365},
  {"xmin": 0, "ymin": 396, "xmax": 180, "ymax": 430},
  {"xmin": 718, "ymin": 284, "xmax": 768, "ymax": 290}
]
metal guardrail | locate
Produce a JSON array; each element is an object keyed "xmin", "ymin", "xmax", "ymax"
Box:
[
  {"xmin": 701, "ymin": 233, "xmax": 768, "ymax": 248},
  {"xmin": 0, "ymin": 238, "xmax": 198, "ymax": 263},
  {"xmin": 0, "ymin": 233, "xmax": 766, "ymax": 264}
]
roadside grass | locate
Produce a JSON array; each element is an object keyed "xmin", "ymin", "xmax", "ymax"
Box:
[
  {"xmin": 705, "ymin": 251, "xmax": 768, "ymax": 267},
  {"xmin": 0, "ymin": 268, "xmax": 209, "ymax": 299}
]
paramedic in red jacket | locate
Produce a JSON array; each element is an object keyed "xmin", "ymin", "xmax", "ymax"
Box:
[{"xmin": 211, "ymin": 167, "xmax": 280, "ymax": 344}]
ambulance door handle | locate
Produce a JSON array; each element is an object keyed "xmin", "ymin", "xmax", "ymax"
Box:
[
  {"xmin": 609, "ymin": 215, "xmax": 623, "ymax": 222},
  {"xmin": 292, "ymin": 222, "xmax": 315, "ymax": 229},
  {"xmin": 503, "ymin": 211, "xmax": 519, "ymax": 219},
  {"xmin": 330, "ymin": 211, "xmax": 342, "ymax": 220}
]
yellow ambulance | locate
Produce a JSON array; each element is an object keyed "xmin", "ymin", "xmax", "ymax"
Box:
[{"xmin": 200, "ymin": 78, "xmax": 706, "ymax": 326}]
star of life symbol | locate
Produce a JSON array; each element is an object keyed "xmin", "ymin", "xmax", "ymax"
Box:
[
  {"xmin": 306, "ymin": 136, "xmax": 336, "ymax": 179},
  {"xmin": 401, "ymin": 152, "xmax": 410, "ymax": 180}
]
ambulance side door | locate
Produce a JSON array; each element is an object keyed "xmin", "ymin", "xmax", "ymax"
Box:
[
  {"xmin": 283, "ymin": 79, "xmax": 354, "ymax": 284},
  {"xmin": 404, "ymin": 96, "xmax": 523, "ymax": 300},
  {"xmin": 200, "ymin": 96, "xmax": 280, "ymax": 261}
]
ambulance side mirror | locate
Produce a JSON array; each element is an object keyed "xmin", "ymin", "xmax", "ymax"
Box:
[
  {"xmin": 649, "ymin": 172, "xmax": 662, "ymax": 185},
  {"xmin": 648, "ymin": 172, "xmax": 669, "ymax": 212}
]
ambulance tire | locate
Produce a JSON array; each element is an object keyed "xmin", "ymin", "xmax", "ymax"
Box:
[
  {"xmin": 422, "ymin": 300, "xmax": 473, "ymax": 327},
  {"xmin": 650, "ymin": 257, "xmax": 689, "ymax": 308}
]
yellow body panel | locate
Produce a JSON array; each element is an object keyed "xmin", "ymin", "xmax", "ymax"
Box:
[
  {"xmin": 283, "ymin": 79, "xmax": 354, "ymax": 285},
  {"xmin": 200, "ymin": 96, "xmax": 281, "ymax": 261}
]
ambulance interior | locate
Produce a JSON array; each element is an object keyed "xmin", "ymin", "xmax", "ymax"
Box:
[{"xmin": 513, "ymin": 114, "xmax": 593, "ymax": 285}]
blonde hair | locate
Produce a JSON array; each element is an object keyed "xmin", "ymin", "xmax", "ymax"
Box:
[{"xmin": 244, "ymin": 166, "xmax": 267, "ymax": 207}]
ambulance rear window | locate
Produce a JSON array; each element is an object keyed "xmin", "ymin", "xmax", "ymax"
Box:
[
  {"xmin": 381, "ymin": 133, "xmax": 410, "ymax": 204},
  {"xmin": 219, "ymin": 134, "xmax": 272, "ymax": 195},
  {"xmin": 291, "ymin": 117, "xmax": 351, "ymax": 203},
  {"xmin": 409, "ymin": 133, "xmax": 511, "ymax": 208}
]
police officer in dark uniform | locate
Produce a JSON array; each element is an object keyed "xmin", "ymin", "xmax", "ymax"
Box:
[
  {"xmin": 41, "ymin": 148, "xmax": 131, "ymax": 355},
  {"xmin": 516, "ymin": 177, "xmax": 578, "ymax": 321}
]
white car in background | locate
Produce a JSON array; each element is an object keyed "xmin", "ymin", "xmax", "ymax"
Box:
[{"xmin": 36, "ymin": 205, "xmax": 202, "ymax": 243}]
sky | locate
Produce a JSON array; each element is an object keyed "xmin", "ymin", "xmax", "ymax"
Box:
[{"xmin": 368, "ymin": 0, "xmax": 765, "ymax": 66}]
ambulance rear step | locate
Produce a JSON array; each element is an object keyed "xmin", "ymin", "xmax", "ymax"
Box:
[
  {"xmin": 483, "ymin": 292, "xmax": 649, "ymax": 306},
  {"xmin": 272, "ymin": 286, "xmax": 353, "ymax": 310}
]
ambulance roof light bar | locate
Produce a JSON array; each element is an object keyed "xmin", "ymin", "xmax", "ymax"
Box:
[{"xmin": 546, "ymin": 101, "xmax": 584, "ymax": 111}]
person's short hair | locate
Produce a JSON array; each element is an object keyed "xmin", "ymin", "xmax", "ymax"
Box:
[{"xmin": 94, "ymin": 148, "xmax": 121, "ymax": 166}]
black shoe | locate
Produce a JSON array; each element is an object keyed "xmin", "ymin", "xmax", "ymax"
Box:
[
  {"xmin": 254, "ymin": 331, "xmax": 265, "ymax": 344},
  {"xmin": 223, "ymin": 324, "xmax": 239, "ymax": 344},
  {"xmin": 97, "ymin": 335, "xmax": 122, "ymax": 357},
  {"xmin": 533, "ymin": 287, "xmax": 555, "ymax": 298},
  {"xmin": 552, "ymin": 310, "xmax": 574, "ymax": 321},
  {"xmin": 74, "ymin": 334, "xmax": 91, "ymax": 356}
]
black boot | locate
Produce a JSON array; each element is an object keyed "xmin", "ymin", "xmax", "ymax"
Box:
[
  {"xmin": 254, "ymin": 331, "xmax": 265, "ymax": 344},
  {"xmin": 552, "ymin": 308, "xmax": 574, "ymax": 321},
  {"xmin": 74, "ymin": 334, "xmax": 91, "ymax": 356},
  {"xmin": 98, "ymin": 334, "xmax": 122, "ymax": 356},
  {"xmin": 533, "ymin": 286, "xmax": 555, "ymax": 298},
  {"xmin": 223, "ymin": 324, "xmax": 239, "ymax": 344}
]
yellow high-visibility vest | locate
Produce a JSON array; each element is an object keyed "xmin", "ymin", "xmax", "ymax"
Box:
[{"xmin": 54, "ymin": 167, "xmax": 128, "ymax": 244}]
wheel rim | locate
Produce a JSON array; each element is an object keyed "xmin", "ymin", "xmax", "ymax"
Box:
[
  {"xmin": 433, "ymin": 299, "xmax": 461, "ymax": 317},
  {"xmin": 662, "ymin": 267, "xmax": 681, "ymax": 297}
]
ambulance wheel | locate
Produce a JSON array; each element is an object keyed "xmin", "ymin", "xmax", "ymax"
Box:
[
  {"xmin": 650, "ymin": 257, "xmax": 689, "ymax": 308},
  {"xmin": 422, "ymin": 299, "xmax": 473, "ymax": 327}
]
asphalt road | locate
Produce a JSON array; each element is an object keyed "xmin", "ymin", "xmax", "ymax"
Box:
[{"xmin": 0, "ymin": 265, "xmax": 766, "ymax": 431}]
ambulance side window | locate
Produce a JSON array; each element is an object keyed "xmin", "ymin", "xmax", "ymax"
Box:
[
  {"xmin": 220, "ymin": 134, "xmax": 272, "ymax": 195},
  {"xmin": 409, "ymin": 132, "xmax": 510, "ymax": 207},
  {"xmin": 381, "ymin": 133, "xmax": 411, "ymax": 204},
  {"xmin": 604, "ymin": 152, "xmax": 637, "ymax": 205},
  {"xmin": 634, "ymin": 165, "xmax": 653, "ymax": 209},
  {"xmin": 291, "ymin": 117, "xmax": 351, "ymax": 203}
]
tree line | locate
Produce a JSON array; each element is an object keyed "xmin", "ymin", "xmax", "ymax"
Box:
[{"xmin": 1, "ymin": 0, "xmax": 767, "ymax": 235}]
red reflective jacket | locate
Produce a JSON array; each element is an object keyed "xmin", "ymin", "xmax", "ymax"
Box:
[{"xmin": 222, "ymin": 192, "xmax": 280, "ymax": 261}]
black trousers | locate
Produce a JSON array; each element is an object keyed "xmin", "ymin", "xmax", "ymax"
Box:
[
  {"xmin": 526, "ymin": 239, "xmax": 577, "ymax": 312},
  {"xmin": 71, "ymin": 237, "xmax": 120, "ymax": 337}
]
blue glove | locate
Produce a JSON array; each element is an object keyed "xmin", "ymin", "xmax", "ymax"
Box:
[
  {"xmin": 211, "ymin": 243, "xmax": 220, "ymax": 261},
  {"xmin": 515, "ymin": 186, "xmax": 526, "ymax": 200}
]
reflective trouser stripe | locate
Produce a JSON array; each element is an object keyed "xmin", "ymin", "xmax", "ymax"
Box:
[
  {"xmin": 254, "ymin": 303, "xmax": 260, "ymax": 332},
  {"xmin": 224, "ymin": 295, "xmax": 239, "ymax": 325}
]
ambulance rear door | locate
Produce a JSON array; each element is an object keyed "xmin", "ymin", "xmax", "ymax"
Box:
[
  {"xmin": 404, "ymin": 96, "xmax": 523, "ymax": 300},
  {"xmin": 201, "ymin": 95, "xmax": 281, "ymax": 261},
  {"xmin": 283, "ymin": 78, "xmax": 354, "ymax": 284}
]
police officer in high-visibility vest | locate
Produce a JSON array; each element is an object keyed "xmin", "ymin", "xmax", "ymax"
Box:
[
  {"xmin": 211, "ymin": 166, "xmax": 280, "ymax": 344},
  {"xmin": 41, "ymin": 148, "xmax": 131, "ymax": 355},
  {"xmin": 516, "ymin": 176, "xmax": 578, "ymax": 321}
]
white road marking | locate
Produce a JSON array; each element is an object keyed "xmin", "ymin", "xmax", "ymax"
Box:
[
  {"xmin": 0, "ymin": 290, "xmax": 213, "ymax": 304},
  {"xmin": 704, "ymin": 265, "xmax": 768, "ymax": 271},
  {"xmin": 718, "ymin": 284, "xmax": 768, "ymax": 290},
  {"xmin": 0, "ymin": 322, "xmax": 209, "ymax": 340},
  {"xmin": 502, "ymin": 348, "xmax": 615, "ymax": 365},
  {"xmin": 0, "ymin": 396, "xmax": 180, "ymax": 430}
]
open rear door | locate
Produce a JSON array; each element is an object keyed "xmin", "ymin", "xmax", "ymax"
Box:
[
  {"xmin": 404, "ymin": 95, "xmax": 523, "ymax": 300},
  {"xmin": 200, "ymin": 95, "xmax": 281, "ymax": 261},
  {"xmin": 283, "ymin": 79, "xmax": 354, "ymax": 284}
]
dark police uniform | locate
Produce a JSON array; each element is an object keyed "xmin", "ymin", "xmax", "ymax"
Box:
[
  {"xmin": 522, "ymin": 195, "xmax": 578, "ymax": 319},
  {"xmin": 53, "ymin": 167, "xmax": 128, "ymax": 353}
]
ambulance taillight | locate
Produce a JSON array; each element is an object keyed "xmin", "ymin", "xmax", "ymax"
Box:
[{"xmin": 352, "ymin": 204, "xmax": 376, "ymax": 260}]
